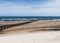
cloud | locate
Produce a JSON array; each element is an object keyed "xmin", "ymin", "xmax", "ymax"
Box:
[{"xmin": 0, "ymin": 0, "xmax": 60, "ymax": 16}]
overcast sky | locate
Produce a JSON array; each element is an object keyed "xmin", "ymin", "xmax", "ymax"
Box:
[{"xmin": 0, "ymin": 0, "xmax": 60, "ymax": 16}]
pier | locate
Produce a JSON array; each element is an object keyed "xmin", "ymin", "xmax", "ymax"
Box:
[{"xmin": 0, "ymin": 20, "xmax": 38, "ymax": 32}]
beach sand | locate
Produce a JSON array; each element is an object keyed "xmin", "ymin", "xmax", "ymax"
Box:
[
  {"xmin": 0, "ymin": 21, "xmax": 27, "ymax": 25},
  {"xmin": 2, "ymin": 20, "xmax": 60, "ymax": 35},
  {"xmin": 0, "ymin": 20, "xmax": 60, "ymax": 43}
]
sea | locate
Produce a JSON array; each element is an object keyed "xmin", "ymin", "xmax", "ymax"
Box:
[{"xmin": 0, "ymin": 16, "xmax": 60, "ymax": 22}]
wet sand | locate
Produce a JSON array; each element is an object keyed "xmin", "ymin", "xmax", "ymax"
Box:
[
  {"xmin": 0, "ymin": 21, "xmax": 27, "ymax": 25},
  {"xmin": 0, "ymin": 20, "xmax": 59, "ymax": 35}
]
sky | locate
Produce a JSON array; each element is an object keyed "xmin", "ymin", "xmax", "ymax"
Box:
[{"xmin": 0, "ymin": 0, "xmax": 60, "ymax": 16}]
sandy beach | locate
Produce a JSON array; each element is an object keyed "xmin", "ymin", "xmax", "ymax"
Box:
[
  {"xmin": 2, "ymin": 20, "xmax": 60, "ymax": 34},
  {"xmin": 0, "ymin": 20, "xmax": 60, "ymax": 43}
]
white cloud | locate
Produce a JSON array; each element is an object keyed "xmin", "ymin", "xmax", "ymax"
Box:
[{"xmin": 0, "ymin": 0, "xmax": 60, "ymax": 16}]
